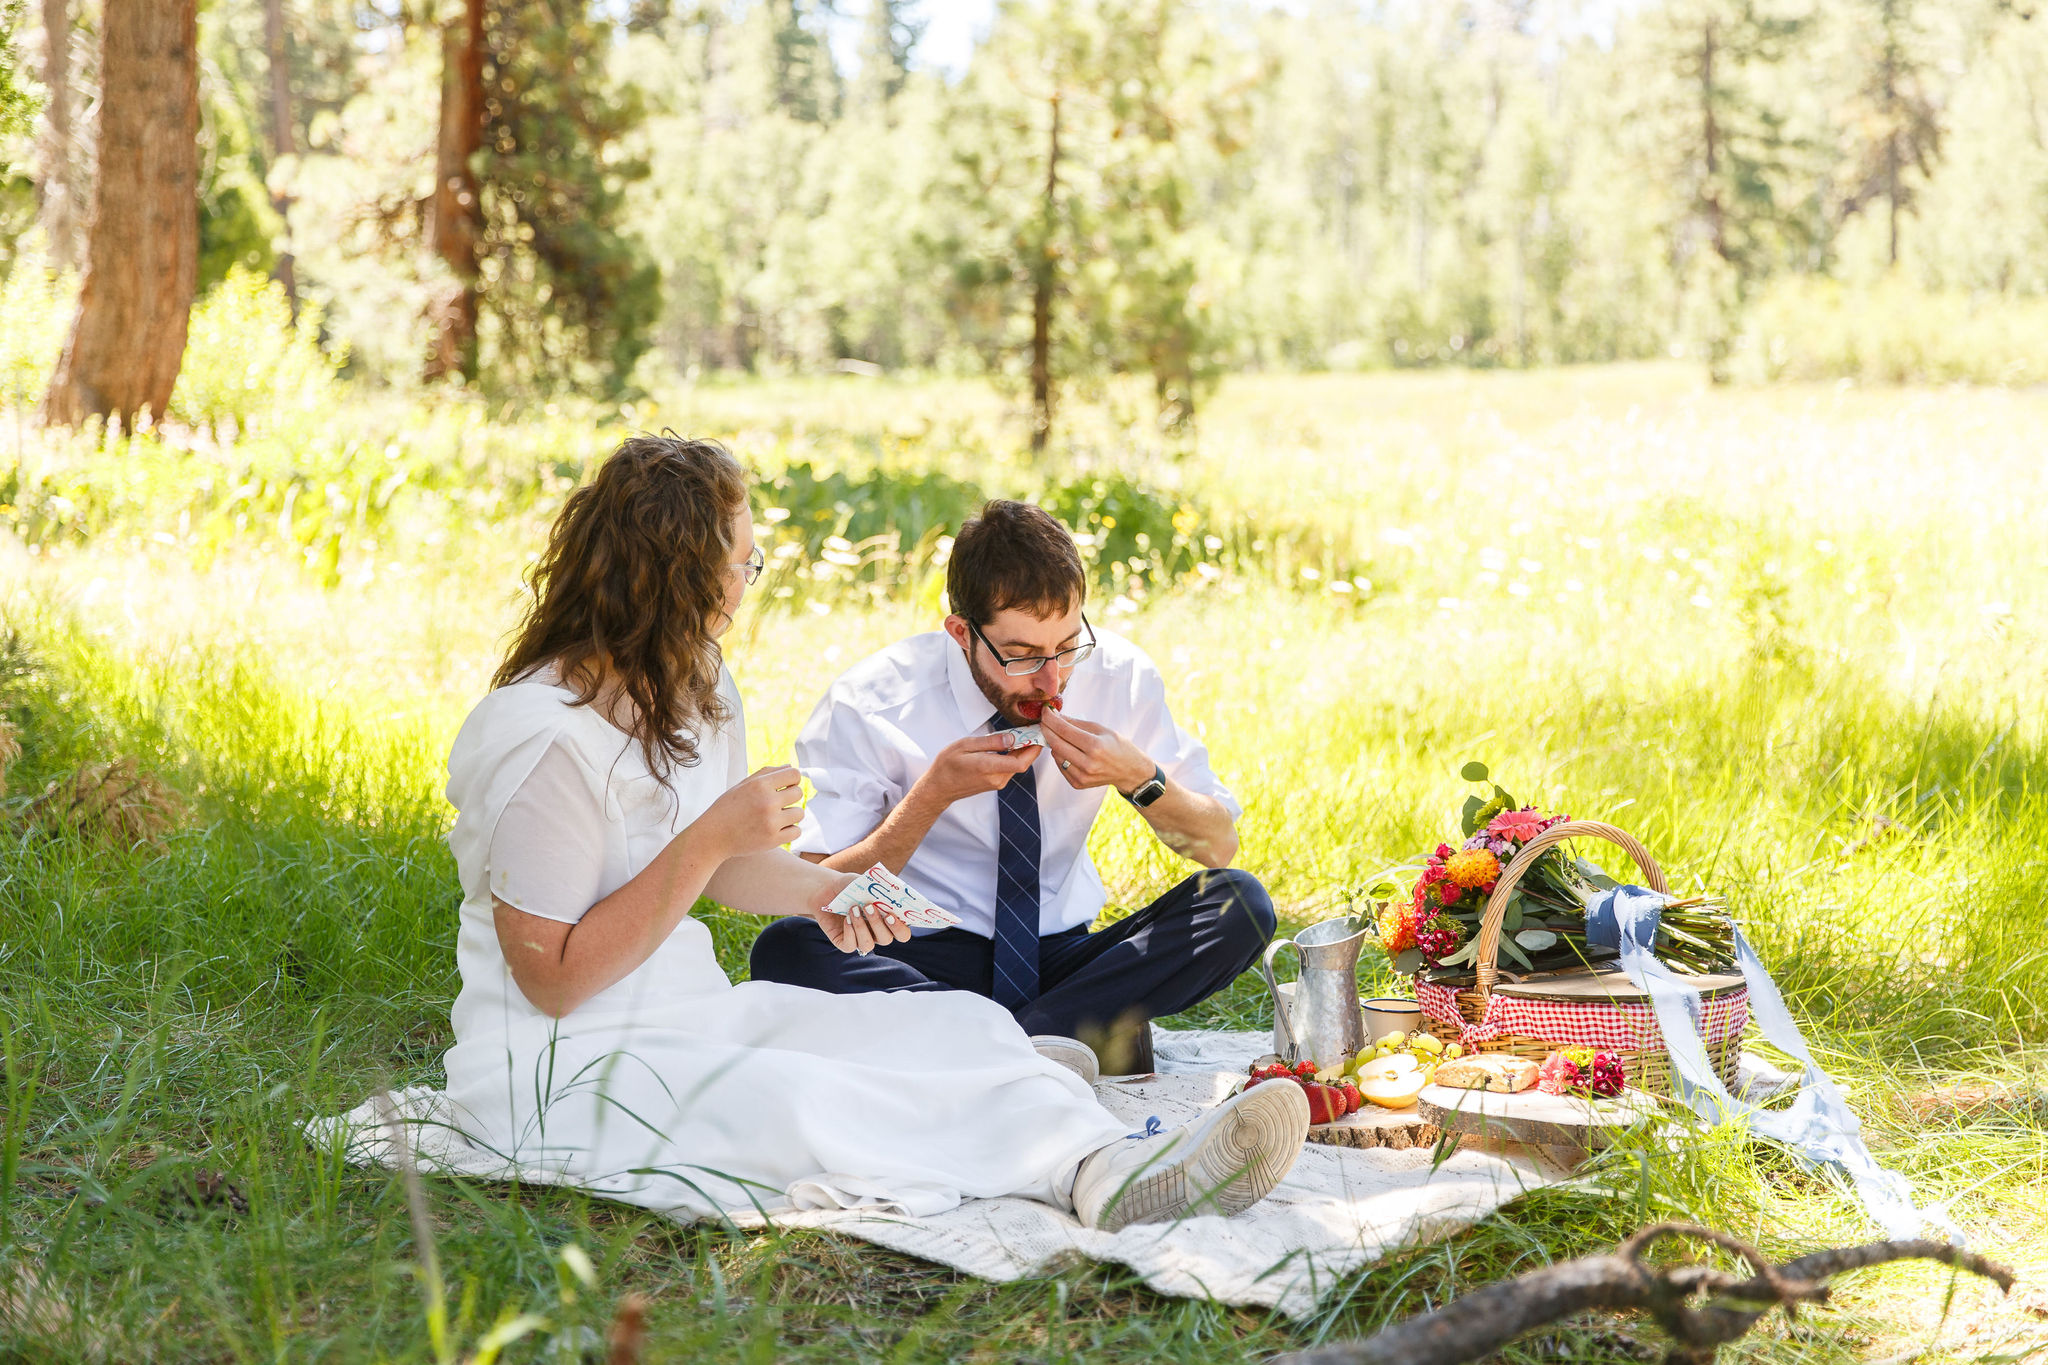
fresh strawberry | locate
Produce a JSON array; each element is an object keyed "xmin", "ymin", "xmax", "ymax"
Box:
[
  {"xmin": 1339, "ymin": 1080, "xmax": 1363, "ymax": 1115},
  {"xmin": 1303, "ymin": 1083, "xmax": 1344, "ymax": 1125},
  {"xmin": 1244, "ymin": 1073, "xmax": 1264, "ymax": 1088},
  {"xmin": 1293, "ymin": 1059, "xmax": 1316, "ymax": 1078}
]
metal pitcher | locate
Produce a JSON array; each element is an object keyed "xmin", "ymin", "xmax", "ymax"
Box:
[{"xmin": 1260, "ymin": 915, "xmax": 1371, "ymax": 1066}]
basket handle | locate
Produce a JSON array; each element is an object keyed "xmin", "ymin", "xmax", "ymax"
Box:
[{"xmin": 1472, "ymin": 820, "xmax": 1668, "ymax": 1000}]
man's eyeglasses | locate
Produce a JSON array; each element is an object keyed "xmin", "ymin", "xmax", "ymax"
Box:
[
  {"xmin": 730, "ymin": 547, "xmax": 764, "ymax": 585},
  {"xmin": 968, "ymin": 613, "xmax": 1097, "ymax": 676}
]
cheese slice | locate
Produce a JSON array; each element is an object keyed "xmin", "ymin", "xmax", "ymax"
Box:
[{"xmin": 1431, "ymin": 1053, "xmax": 1539, "ymax": 1093}]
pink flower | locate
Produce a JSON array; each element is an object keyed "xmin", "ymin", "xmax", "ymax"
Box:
[
  {"xmin": 1537, "ymin": 1051, "xmax": 1580, "ymax": 1096},
  {"xmin": 1487, "ymin": 808, "xmax": 1552, "ymax": 844}
]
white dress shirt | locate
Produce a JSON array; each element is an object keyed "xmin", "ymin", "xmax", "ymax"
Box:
[{"xmin": 791, "ymin": 627, "xmax": 1240, "ymax": 938}]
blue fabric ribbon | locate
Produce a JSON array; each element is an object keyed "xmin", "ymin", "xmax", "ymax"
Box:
[{"xmin": 1591, "ymin": 885, "xmax": 1955, "ymax": 1243}]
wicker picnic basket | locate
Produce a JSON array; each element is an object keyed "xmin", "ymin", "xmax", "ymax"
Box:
[{"xmin": 1413, "ymin": 820, "xmax": 1749, "ymax": 1098}]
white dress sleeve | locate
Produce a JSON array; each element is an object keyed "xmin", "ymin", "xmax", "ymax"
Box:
[{"xmin": 483, "ymin": 740, "xmax": 610, "ymax": 925}]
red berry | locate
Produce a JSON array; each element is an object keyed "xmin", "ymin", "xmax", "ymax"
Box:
[
  {"xmin": 1339, "ymin": 1081, "xmax": 1363, "ymax": 1115},
  {"xmin": 1294, "ymin": 1060, "xmax": 1316, "ymax": 1078},
  {"xmin": 1244, "ymin": 1074, "xmax": 1264, "ymax": 1088},
  {"xmin": 1303, "ymin": 1083, "xmax": 1343, "ymax": 1125}
]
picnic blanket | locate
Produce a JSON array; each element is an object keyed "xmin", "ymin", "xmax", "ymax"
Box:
[{"xmin": 307, "ymin": 1027, "xmax": 1553, "ymax": 1318}]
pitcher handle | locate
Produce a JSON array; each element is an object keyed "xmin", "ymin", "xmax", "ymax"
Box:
[{"xmin": 1260, "ymin": 937, "xmax": 1301, "ymax": 1062}]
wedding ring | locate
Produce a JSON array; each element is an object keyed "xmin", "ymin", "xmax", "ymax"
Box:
[{"xmin": 1060, "ymin": 759, "xmax": 1072, "ymax": 771}]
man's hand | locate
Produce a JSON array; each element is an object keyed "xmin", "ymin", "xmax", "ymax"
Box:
[
  {"xmin": 1039, "ymin": 708, "xmax": 1154, "ymax": 793},
  {"xmin": 807, "ymin": 870, "xmax": 913, "ymax": 956},
  {"xmin": 908, "ymin": 732, "xmax": 1041, "ymax": 806}
]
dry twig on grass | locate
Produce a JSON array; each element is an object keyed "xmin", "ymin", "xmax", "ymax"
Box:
[
  {"xmin": 25, "ymin": 755, "xmax": 190, "ymax": 846},
  {"xmin": 0, "ymin": 718, "xmax": 19, "ymax": 798},
  {"xmin": 1276, "ymin": 1223, "xmax": 2015, "ymax": 1365}
]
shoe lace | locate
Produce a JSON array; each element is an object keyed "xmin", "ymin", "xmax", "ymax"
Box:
[{"xmin": 1124, "ymin": 1116, "xmax": 1164, "ymax": 1140}]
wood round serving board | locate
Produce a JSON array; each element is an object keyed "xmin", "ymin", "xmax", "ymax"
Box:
[
  {"xmin": 1415, "ymin": 1082, "xmax": 1658, "ymax": 1164},
  {"xmin": 1305, "ymin": 1104, "xmax": 1441, "ymax": 1150}
]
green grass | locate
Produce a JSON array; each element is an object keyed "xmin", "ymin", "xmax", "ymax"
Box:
[{"xmin": 4, "ymin": 365, "xmax": 2048, "ymax": 1361}]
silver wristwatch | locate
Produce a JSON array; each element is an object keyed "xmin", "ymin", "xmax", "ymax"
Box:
[{"xmin": 1123, "ymin": 763, "xmax": 1167, "ymax": 808}]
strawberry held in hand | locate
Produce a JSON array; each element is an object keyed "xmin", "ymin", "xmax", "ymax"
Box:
[{"xmin": 1016, "ymin": 695, "xmax": 1064, "ymax": 721}]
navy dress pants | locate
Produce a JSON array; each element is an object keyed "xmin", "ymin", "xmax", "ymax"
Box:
[{"xmin": 747, "ymin": 867, "xmax": 1277, "ymax": 1055}]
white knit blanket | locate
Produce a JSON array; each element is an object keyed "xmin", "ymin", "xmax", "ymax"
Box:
[{"xmin": 308, "ymin": 1028, "xmax": 1552, "ymax": 1318}]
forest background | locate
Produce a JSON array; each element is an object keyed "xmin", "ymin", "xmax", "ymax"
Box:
[{"xmin": 7, "ymin": 0, "xmax": 2048, "ymax": 424}]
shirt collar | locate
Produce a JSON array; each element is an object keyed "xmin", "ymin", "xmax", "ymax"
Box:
[{"xmin": 943, "ymin": 631, "xmax": 998, "ymax": 731}]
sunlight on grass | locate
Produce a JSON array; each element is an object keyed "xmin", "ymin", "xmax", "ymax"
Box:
[{"xmin": 4, "ymin": 367, "xmax": 2046, "ymax": 1360}]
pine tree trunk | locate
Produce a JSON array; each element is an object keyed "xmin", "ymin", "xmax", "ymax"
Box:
[
  {"xmin": 264, "ymin": 0, "xmax": 299, "ymax": 322},
  {"xmin": 36, "ymin": 0, "xmax": 77, "ymax": 271},
  {"xmin": 425, "ymin": 0, "xmax": 485, "ymax": 383},
  {"xmin": 1701, "ymin": 19, "xmax": 1725, "ymax": 262},
  {"xmin": 42, "ymin": 0, "xmax": 200, "ymax": 433},
  {"xmin": 1029, "ymin": 91, "xmax": 1060, "ymax": 456}
]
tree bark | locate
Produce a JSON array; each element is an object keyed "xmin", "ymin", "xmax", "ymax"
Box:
[
  {"xmin": 263, "ymin": 0, "xmax": 299, "ymax": 322},
  {"xmin": 42, "ymin": 0, "xmax": 200, "ymax": 433},
  {"xmin": 36, "ymin": 0, "xmax": 77, "ymax": 270},
  {"xmin": 424, "ymin": 0, "xmax": 486, "ymax": 383},
  {"xmin": 1029, "ymin": 91, "xmax": 1060, "ymax": 455},
  {"xmin": 1701, "ymin": 19, "xmax": 1726, "ymax": 263}
]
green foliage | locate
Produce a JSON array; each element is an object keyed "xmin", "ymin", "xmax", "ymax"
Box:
[
  {"xmin": 169, "ymin": 268, "xmax": 347, "ymax": 436},
  {"xmin": 0, "ymin": 0, "xmax": 33, "ymax": 159},
  {"xmin": 477, "ymin": 0, "xmax": 660, "ymax": 397},
  {"xmin": 1736, "ymin": 273, "xmax": 2048, "ymax": 383},
  {"xmin": 0, "ymin": 247, "xmax": 70, "ymax": 407}
]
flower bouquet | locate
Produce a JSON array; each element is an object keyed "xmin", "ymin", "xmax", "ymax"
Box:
[{"xmin": 1378, "ymin": 762, "xmax": 1736, "ymax": 983}]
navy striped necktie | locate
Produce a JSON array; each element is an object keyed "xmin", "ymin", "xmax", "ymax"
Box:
[{"xmin": 988, "ymin": 714, "xmax": 1042, "ymax": 1010}]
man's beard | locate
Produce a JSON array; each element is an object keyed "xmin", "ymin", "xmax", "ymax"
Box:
[{"xmin": 964, "ymin": 646, "xmax": 1057, "ymax": 726}]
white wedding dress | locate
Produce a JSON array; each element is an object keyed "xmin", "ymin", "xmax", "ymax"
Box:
[{"xmin": 440, "ymin": 672, "xmax": 1127, "ymax": 1220}]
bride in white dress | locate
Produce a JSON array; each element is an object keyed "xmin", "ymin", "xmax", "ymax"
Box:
[{"xmin": 439, "ymin": 434, "xmax": 1307, "ymax": 1228}]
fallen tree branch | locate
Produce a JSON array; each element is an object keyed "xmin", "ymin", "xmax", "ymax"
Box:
[{"xmin": 1278, "ymin": 1223, "xmax": 2014, "ymax": 1365}]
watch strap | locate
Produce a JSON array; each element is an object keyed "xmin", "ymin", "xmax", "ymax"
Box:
[{"xmin": 1125, "ymin": 763, "xmax": 1168, "ymax": 808}]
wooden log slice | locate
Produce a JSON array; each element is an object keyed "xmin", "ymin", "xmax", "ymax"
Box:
[
  {"xmin": 1416, "ymin": 1082, "xmax": 1657, "ymax": 1156},
  {"xmin": 1305, "ymin": 1105, "xmax": 1441, "ymax": 1150}
]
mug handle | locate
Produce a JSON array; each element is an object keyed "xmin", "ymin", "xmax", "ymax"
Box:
[{"xmin": 1260, "ymin": 937, "xmax": 1301, "ymax": 1062}]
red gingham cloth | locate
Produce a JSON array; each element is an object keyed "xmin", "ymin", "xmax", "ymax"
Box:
[{"xmin": 1415, "ymin": 977, "xmax": 1749, "ymax": 1054}]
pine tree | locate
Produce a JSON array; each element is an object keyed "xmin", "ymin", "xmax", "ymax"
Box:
[
  {"xmin": 43, "ymin": 0, "xmax": 200, "ymax": 431},
  {"xmin": 856, "ymin": 0, "xmax": 920, "ymax": 108},
  {"xmin": 1625, "ymin": 0, "xmax": 1816, "ymax": 378},
  {"xmin": 476, "ymin": 0, "xmax": 658, "ymax": 394},
  {"xmin": 1829, "ymin": 0, "xmax": 1943, "ymax": 265}
]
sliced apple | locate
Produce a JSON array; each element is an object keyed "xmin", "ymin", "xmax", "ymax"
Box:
[{"xmin": 1359, "ymin": 1071, "xmax": 1428, "ymax": 1109}]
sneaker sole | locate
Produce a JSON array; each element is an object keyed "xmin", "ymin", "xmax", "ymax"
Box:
[
  {"xmin": 1094, "ymin": 1081, "xmax": 1309, "ymax": 1232},
  {"xmin": 1031, "ymin": 1036, "xmax": 1101, "ymax": 1086}
]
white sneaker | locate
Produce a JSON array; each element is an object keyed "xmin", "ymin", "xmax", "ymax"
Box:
[
  {"xmin": 1031, "ymin": 1035, "xmax": 1100, "ymax": 1085},
  {"xmin": 1071, "ymin": 1080, "xmax": 1309, "ymax": 1231}
]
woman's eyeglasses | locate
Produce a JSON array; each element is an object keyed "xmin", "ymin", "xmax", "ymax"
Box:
[
  {"xmin": 731, "ymin": 547, "xmax": 765, "ymax": 585},
  {"xmin": 968, "ymin": 614, "xmax": 1097, "ymax": 676}
]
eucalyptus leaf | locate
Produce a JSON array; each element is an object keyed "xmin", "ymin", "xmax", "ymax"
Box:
[
  {"xmin": 1437, "ymin": 939, "xmax": 1481, "ymax": 967},
  {"xmin": 1392, "ymin": 947, "xmax": 1425, "ymax": 974},
  {"xmin": 1498, "ymin": 936, "xmax": 1534, "ymax": 971},
  {"xmin": 1502, "ymin": 901, "xmax": 1523, "ymax": 933},
  {"xmin": 1460, "ymin": 760, "xmax": 1490, "ymax": 782},
  {"xmin": 1460, "ymin": 794, "xmax": 1486, "ymax": 837},
  {"xmin": 1515, "ymin": 929, "xmax": 1559, "ymax": 952}
]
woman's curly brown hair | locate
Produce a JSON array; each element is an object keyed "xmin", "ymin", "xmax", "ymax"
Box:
[{"xmin": 494, "ymin": 434, "xmax": 750, "ymax": 782}]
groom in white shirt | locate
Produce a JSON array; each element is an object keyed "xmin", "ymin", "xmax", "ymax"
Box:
[{"xmin": 749, "ymin": 499, "xmax": 1275, "ymax": 1072}]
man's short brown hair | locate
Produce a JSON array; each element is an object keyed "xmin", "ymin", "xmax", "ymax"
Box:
[{"xmin": 947, "ymin": 500, "xmax": 1086, "ymax": 624}]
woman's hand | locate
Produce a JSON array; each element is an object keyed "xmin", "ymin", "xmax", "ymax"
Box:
[
  {"xmin": 698, "ymin": 764, "xmax": 806, "ymax": 858},
  {"xmin": 807, "ymin": 870, "xmax": 914, "ymax": 956}
]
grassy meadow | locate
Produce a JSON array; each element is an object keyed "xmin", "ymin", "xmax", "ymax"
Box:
[{"xmin": 3, "ymin": 364, "xmax": 2048, "ymax": 1361}]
